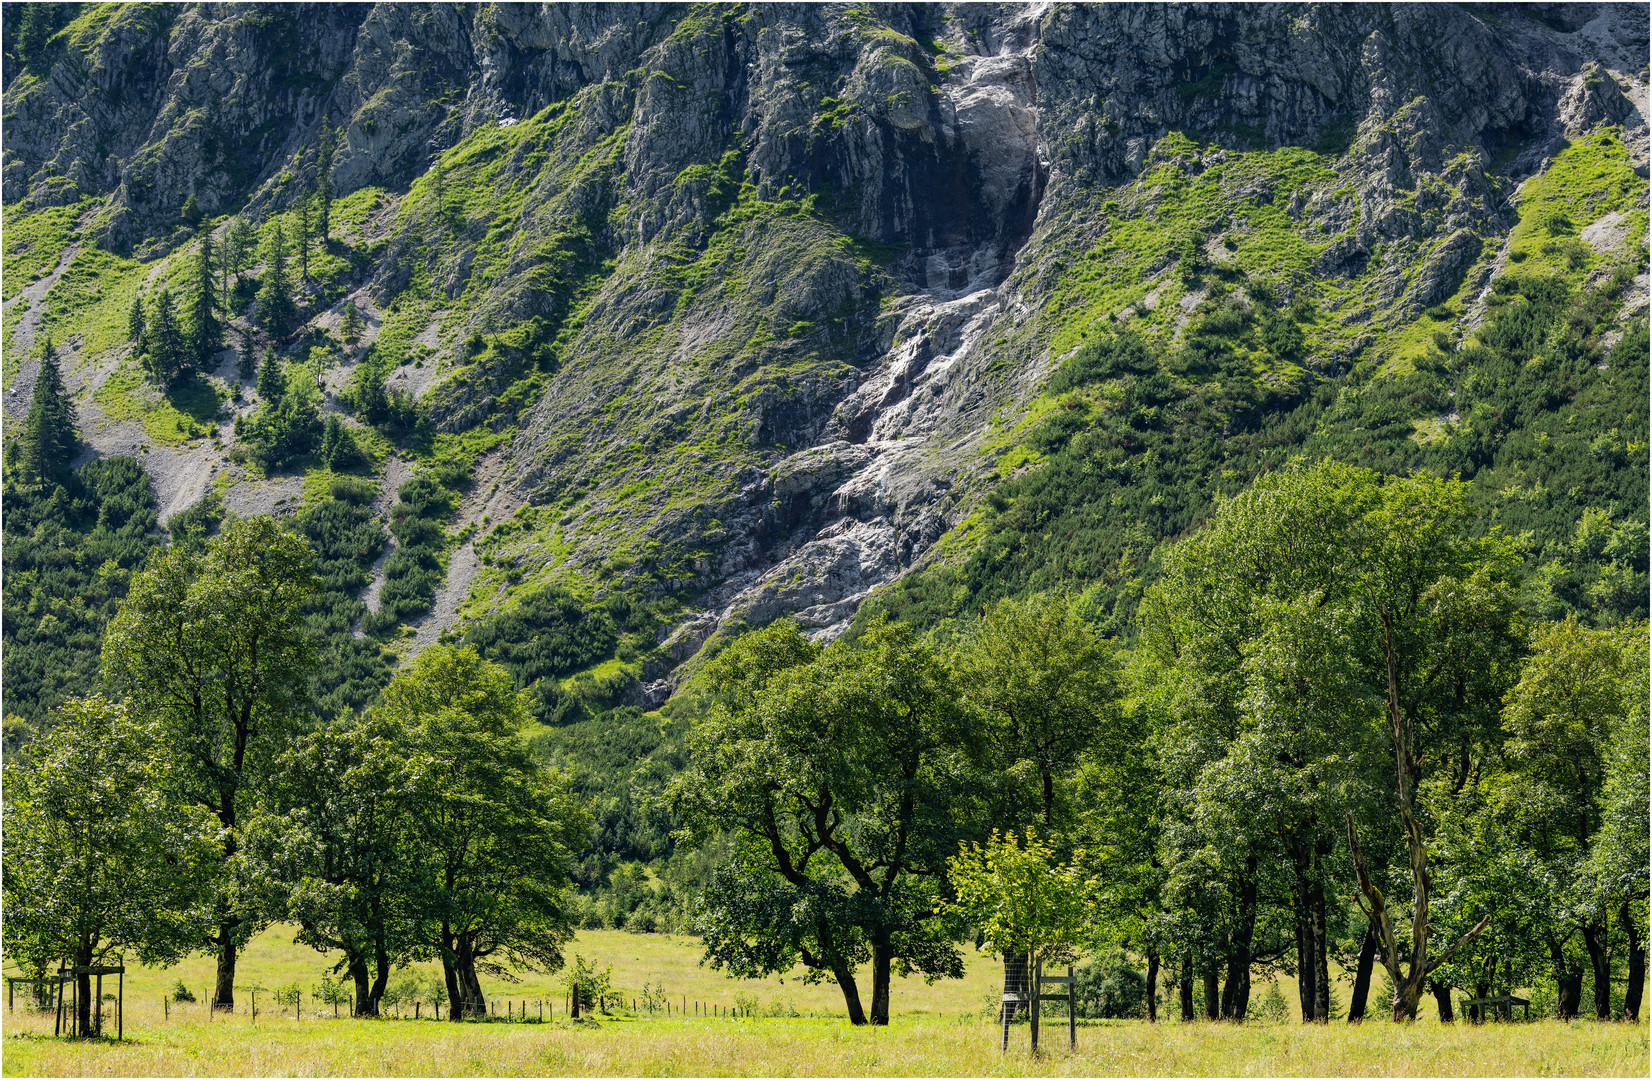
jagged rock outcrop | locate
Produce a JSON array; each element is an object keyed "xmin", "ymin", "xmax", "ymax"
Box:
[{"xmin": 4, "ymin": 2, "xmax": 1646, "ymax": 683}]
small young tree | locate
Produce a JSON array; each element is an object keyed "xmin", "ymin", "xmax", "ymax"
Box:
[
  {"xmin": 944, "ymin": 829, "xmax": 1098, "ymax": 986},
  {"xmin": 18, "ymin": 334, "xmax": 77, "ymax": 483},
  {"xmin": 340, "ymin": 301, "xmax": 365, "ymax": 345},
  {"xmin": 257, "ymin": 348, "xmax": 287, "ymax": 403},
  {"xmin": 236, "ymin": 325, "xmax": 257, "ymax": 383},
  {"xmin": 1, "ymin": 696, "xmax": 217, "ymax": 1035},
  {"xmin": 127, "ymin": 292, "xmax": 146, "ymax": 347}
]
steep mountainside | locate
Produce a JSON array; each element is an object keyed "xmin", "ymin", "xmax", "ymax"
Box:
[{"xmin": 4, "ymin": 3, "xmax": 1648, "ymax": 723}]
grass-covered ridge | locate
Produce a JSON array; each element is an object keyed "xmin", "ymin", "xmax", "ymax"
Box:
[{"xmin": 868, "ymin": 125, "xmax": 1649, "ymax": 637}]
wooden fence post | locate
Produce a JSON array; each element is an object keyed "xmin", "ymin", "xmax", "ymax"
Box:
[
  {"xmin": 1030, "ymin": 957, "xmax": 1041, "ymax": 1054},
  {"xmin": 1067, "ymin": 965, "xmax": 1076, "ymax": 1051}
]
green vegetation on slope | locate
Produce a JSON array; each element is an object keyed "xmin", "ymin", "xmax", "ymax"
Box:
[{"xmin": 0, "ymin": 456, "xmax": 159, "ymax": 733}]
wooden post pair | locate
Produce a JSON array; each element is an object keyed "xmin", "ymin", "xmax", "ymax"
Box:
[{"xmin": 1003, "ymin": 958, "xmax": 1077, "ymax": 1055}]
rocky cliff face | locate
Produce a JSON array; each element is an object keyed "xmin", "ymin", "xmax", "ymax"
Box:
[{"xmin": 5, "ymin": 2, "xmax": 1647, "ymax": 699}]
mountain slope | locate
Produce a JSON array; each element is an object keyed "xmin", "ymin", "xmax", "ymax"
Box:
[{"xmin": 3, "ymin": 3, "xmax": 1647, "ymax": 721}]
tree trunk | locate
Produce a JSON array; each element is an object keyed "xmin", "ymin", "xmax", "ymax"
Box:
[
  {"xmin": 1146, "ymin": 952, "xmax": 1159, "ymax": 1023},
  {"xmin": 1294, "ymin": 897, "xmax": 1317, "ymax": 1023},
  {"xmin": 1348, "ymin": 920, "xmax": 1377, "ymax": 1022},
  {"xmin": 1344, "ymin": 611, "xmax": 1489, "ymax": 1023},
  {"xmin": 833, "ymin": 960, "xmax": 867, "ymax": 1025},
  {"xmin": 348, "ymin": 955, "xmax": 372, "ymax": 1016},
  {"xmin": 1429, "ymin": 979, "xmax": 1454, "ymax": 1022},
  {"xmin": 1583, "ymin": 917, "xmax": 1612, "ymax": 1020},
  {"xmin": 868, "ymin": 931, "xmax": 894, "ymax": 1026},
  {"xmin": 440, "ymin": 955, "xmax": 463, "ymax": 1023},
  {"xmin": 1223, "ymin": 861, "xmax": 1258, "ymax": 1020},
  {"xmin": 74, "ymin": 936, "xmax": 93, "ymax": 1036},
  {"xmin": 1311, "ymin": 879, "xmax": 1331, "ymax": 1022},
  {"xmin": 1548, "ymin": 936, "xmax": 1582, "ymax": 1020},
  {"xmin": 457, "ymin": 942, "xmax": 486, "ymax": 1019},
  {"xmin": 370, "ymin": 943, "xmax": 390, "ymax": 1017},
  {"xmin": 1623, "ymin": 901, "xmax": 1645, "ymax": 1022},
  {"xmin": 1179, "ymin": 958, "xmax": 1194, "ymax": 1021},
  {"xmin": 1203, "ymin": 966, "xmax": 1220, "ymax": 1020},
  {"xmin": 214, "ymin": 928, "xmax": 238, "ymax": 1011}
]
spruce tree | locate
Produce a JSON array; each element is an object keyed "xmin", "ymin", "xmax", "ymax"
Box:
[
  {"xmin": 317, "ymin": 124, "xmax": 337, "ymax": 244},
  {"xmin": 19, "ymin": 334, "xmax": 77, "ymax": 482},
  {"xmin": 257, "ymin": 221, "xmax": 296, "ymax": 343},
  {"xmin": 295, "ymin": 195, "xmax": 312, "ymax": 284},
  {"xmin": 227, "ymin": 216, "xmax": 257, "ymax": 277},
  {"xmin": 188, "ymin": 237, "xmax": 221, "ymax": 370},
  {"xmin": 217, "ymin": 232, "xmax": 232, "ymax": 318},
  {"xmin": 340, "ymin": 301, "xmax": 364, "ymax": 344},
  {"xmin": 257, "ymin": 347, "xmax": 286, "ymax": 404},
  {"xmin": 128, "ymin": 292, "xmax": 145, "ymax": 345},
  {"xmin": 147, "ymin": 288, "xmax": 189, "ymax": 386},
  {"xmin": 236, "ymin": 326, "xmax": 256, "ymax": 383},
  {"xmin": 320, "ymin": 414, "xmax": 341, "ymax": 468}
]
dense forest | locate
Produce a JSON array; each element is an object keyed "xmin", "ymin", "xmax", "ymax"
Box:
[{"xmin": 2, "ymin": 0, "xmax": 1648, "ymax": 1036}]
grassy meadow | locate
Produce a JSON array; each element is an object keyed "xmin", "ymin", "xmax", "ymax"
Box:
[{"xmin": 3, "ymin": 927, "xmax": 1647, "ymax": 1076}]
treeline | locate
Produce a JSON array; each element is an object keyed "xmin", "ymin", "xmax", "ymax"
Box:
[{"xmin": 670, "ymin": 461, "xmax": 1648, "ymax": 1025}]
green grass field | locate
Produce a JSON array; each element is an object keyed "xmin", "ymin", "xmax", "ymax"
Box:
[{"xmin": 3, "ymin": 927, "xmax": 1647, "ymax": 1076}]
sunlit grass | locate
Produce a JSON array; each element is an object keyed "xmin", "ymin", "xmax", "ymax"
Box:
[
  {"xmin": 3, "ymin": 1002, "xmax": 1644, "ymax": 1077},
  {"xmin": 4, "ymin": 926, "xmax": 1646, "ymax": 1076}
]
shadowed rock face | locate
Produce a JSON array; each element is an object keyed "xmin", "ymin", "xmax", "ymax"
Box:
[{"xmin": 5, "ymin": 3, "xmax": 1646, "ymax": 685}]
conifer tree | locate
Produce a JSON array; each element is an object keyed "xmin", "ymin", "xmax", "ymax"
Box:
[
  {"xmin": 340, "ymin": 300, "xmax": 364, "ymax": 344},
  {"xmin": 295, "ymin": 195, "xmax": 312, "ymax": 284},
  {"xmin": 257, "ymin": 347, "xmax": 286, "ymax": 404},
  {"xmin": 317, "ymin": 124, "xmax": 338, "ymax": 244},
  {"xmin": 146, "ymin": 288, "xmax": 189, "ymax": 386},
  {"xmin": 217, "ymin": 232, "xmax": 233, "ymax": 318},
  {"xmin": 227, "ymin": 216, "xmax": 257, "ymax": 277},
  {"xmin": 189, "ymin": 238, "xmax": 221, "ymax": 370},
  {"xmin": 18, "ymin": 334, "xmax": 77, "ymax": 482},
  {"xmin": 128, "ymin": 292, "xmax": 145, "ymax": 346},
  {"xmin": 236, "ymin": 326, "xmax": 256, "ymax": 383},
  {"xmin": 319, "ymin": 414, "xmax": 341, "ymax": 468},
  {"xmin": 257, "ymin": 221, "xmax": 296, "ymax": 343}
]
